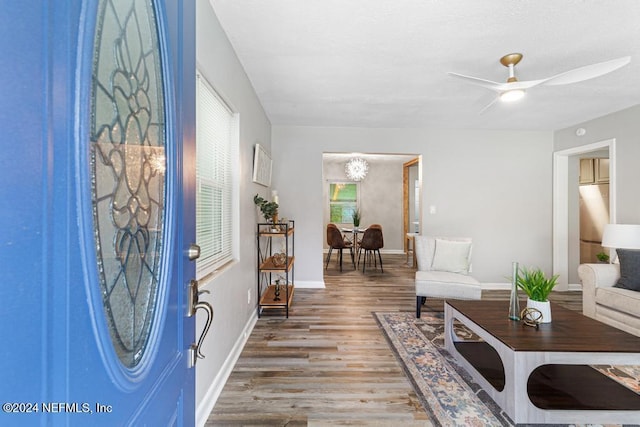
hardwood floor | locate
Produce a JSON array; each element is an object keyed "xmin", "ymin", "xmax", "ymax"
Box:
[{"xmin": 206, "ymin": 254, "xmax": 581, "ymax": 426}]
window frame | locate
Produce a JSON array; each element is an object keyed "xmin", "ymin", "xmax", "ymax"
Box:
[
  {"xmin": 328, "ymin": 181, "xmax": 360, "ymax": 225},
  {"xmin": 195, "ymin": 71, "xmax": 239, "ymax": 279}
]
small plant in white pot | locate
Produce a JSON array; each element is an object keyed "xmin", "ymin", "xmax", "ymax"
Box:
[
  {"xmin": 516, "ymin": 267, "xmax": 559, "ymax": 323},
  {"xmin": 352, "ymin": 209, "xmax": 361, "ymax": 229},
  {"xmin": 596, "ymin": 252, "xmax": 610, "ymax": 263}
]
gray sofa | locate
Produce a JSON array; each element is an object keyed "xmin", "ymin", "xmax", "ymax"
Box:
[{"xmin": 577, "ymin": 263, "xmax": 640, "ymax": 337}]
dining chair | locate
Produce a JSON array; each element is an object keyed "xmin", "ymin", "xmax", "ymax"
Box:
[
  {"xmin": 325, "ymin": 223, "xmax": 355, "ymax": 271},
  {"xmin": 358, "ymin": 224, "xmax": 384, "ymax": 273}
]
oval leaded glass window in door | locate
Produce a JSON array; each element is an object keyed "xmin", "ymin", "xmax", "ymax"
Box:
[{"xmin": 90, "ymin": 0, "xmax": 166, "ymax": 368}]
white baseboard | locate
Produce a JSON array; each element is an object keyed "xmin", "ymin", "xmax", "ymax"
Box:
[
  {"xmin": 481, "ymin": 282, "xmax": 511, "ymax": 290},
  {"xmin": 481, "ymin": 282, "xmax": 583, "ymax": 292},
  {"xmin": 322, "ymin": 248, "xmax": 405, "ymax": 255},
  {"xmin": 294, "ymin": 280, "xmax": 325, "ymax": 289},
  {"xmin": 196, "ymin": 310, "xmax": 257, "ymax": 427},
  {"xmin": 567, "ymin": 283, "xmax": 582, "ymax": 292},
  {"xmin": 381, "ymin": 249, "xmax": 405, "ymax": 255}
]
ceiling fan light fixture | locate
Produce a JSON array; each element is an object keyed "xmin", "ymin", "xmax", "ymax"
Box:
[
  {"xmin": 499, "ymin": 89, "xmax": 526, "ymax": 102},
  {"xmin": 450, "ymin": 52, "xmax": 630, "ymax": 113},
  {"xmin": 345, "ymin": 157, "xmax": 369, "ymax": 181}
]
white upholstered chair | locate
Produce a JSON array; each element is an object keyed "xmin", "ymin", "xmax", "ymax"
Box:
[{"xmin": 415, "ymin": 236, "xmax": 481, "ymax": 318}]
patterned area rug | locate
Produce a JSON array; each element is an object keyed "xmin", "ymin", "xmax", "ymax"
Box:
[{"xmin": 373, "ymin": 310, "xmax": 640, "ymax": 427}]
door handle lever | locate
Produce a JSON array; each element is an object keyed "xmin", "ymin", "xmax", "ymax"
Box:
[
  {"xmin": 188, "ymin": 280, "xmax": 213, "ymax": 366},
  {"xmin": 193, "ymin": 298, "xmax": 213, "ymax": 360}
]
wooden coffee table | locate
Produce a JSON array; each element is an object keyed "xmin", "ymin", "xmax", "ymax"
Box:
[{"xmin": 444, "ymin": 300, "xmax": 640, "ymax": 424}]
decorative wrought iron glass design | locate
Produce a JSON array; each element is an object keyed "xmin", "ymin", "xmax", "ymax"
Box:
[{"xmin": 90, "ymin": 0, "xmax": 166, "ymax": 368}]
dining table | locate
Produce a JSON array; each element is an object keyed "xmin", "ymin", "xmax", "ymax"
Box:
[{"xmin": 341, "ymin": 227, "xmax": 366, "ymax": 257}]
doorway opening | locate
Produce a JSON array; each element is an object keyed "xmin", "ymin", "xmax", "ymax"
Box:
[
  {"xmin": 322, "ymin": 153, "xmax": 420, "ymax": 256},
  {"xmin": 578, "ymin": 156, "xmax": 610, "ymax": 265},
  {"xmin": 553, "ymin": 139, "xmax": 616, "ymax": 289},
  {"xmin": 403, "ymin": 157, "xmax": 420, "ymax": 256}
]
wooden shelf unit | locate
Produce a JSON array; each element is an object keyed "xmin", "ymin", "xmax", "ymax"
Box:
[
  {"xmin": 256, "ymin": 220, "xmax": 295, "ymax": 317},
  {"xmin": 259, "ymin": 256, "xmax": 295, "ymax": 272},
  {"xmin": 259, "ymin": 284, "xmax": 295, "ymax": 309}
]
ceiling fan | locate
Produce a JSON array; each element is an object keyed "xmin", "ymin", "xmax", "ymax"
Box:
[{"xmin": 448, "ymin": 53, "xmax": 631, "ymax": 112}]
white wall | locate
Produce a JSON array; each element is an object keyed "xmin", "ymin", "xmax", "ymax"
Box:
[
  {"xmin": 272, "ymin": 126, "xmax": 554, "ymax": 285},
  {"xmin": 195, "ymin": 0, "xmax": 272, "ymax": 421}
]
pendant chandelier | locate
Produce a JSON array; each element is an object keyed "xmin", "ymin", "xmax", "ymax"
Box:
[{"xmin": 345, "ymin": 157, "xmax": 369, "ymax": 181}]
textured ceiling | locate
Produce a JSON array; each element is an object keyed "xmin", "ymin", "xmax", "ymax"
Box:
[{"xmin": 210, "ymin": 0, "xmax": 640, "ymax": 130}]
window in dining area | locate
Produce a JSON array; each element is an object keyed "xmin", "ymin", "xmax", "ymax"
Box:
[{"xmin": 329, "ymin": 182, "xmax": 359, "ymax": 224}]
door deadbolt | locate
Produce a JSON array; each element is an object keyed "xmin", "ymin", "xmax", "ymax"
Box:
[{"xmin": 187, "ymin": 243, "xmax": 201, "ymax": 261}]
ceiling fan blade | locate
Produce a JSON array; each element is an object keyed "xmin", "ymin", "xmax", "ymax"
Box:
[
  {"xmin": 502, "ymin": 79, "xmax": 547, "ymax": 90},
  {"xmin": 447, "ymin": 72, "xmax": 503, "ymax": 92},
  {"xmin": 542, "ymin": 56, "xmax": 631, "ymax": 86},
  {"xmin": 478, "ymin": 96, "xmax": 500, "ymax": 114},
  {"xmin": 449, "ymin": 73, "xmax": 546, "ymax": 92}
]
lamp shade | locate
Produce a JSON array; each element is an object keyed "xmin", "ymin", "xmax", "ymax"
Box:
[{"xmin": 601, "ymin": 224, "xmax": 640, "ymax": 249}]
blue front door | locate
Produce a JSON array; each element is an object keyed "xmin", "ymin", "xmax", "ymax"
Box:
[{"xmin": 0, "ymin": 1, "xmax": 196, "ymax": 426}]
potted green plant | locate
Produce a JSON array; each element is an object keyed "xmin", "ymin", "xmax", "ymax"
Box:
[
  {"xmin": 253, "ymin": 194, "xmax": 278, "ymax": 222},
  {"xmin": 352, "ymin": 209, "xmax": 361, "ymax": 229},
  {"xmin": 596, "ymin": 252, "xmax": 610, "ymax": 263},
  {"xmin": 516, "ymin": 267, "xmax": 559, "ymax": 323}
]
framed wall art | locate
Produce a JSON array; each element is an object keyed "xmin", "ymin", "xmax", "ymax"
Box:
[{"xmin": 252, "ymin": 143, "xmax": 272, "ymax": 186}]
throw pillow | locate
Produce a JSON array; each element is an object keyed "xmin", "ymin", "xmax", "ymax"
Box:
[
  {"xmin": 431, "ymin": 239, "xmax": 472, "ymax": 274},
  {"xmin": 414, "ymin": 236, "xmax": 436, "ymax": 271},
  {"xmin": 614, "ymin": 249, "xmax": 640, "ymax": 291}
]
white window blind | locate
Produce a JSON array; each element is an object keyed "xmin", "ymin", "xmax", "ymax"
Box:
[{"xmin": 196, "ymin": 72, "xmax": 236, "ymax": 277}]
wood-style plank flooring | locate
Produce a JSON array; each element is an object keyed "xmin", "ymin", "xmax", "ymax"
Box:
[{"xmin": 206, "ymin": 254, "xmax": 581, "ymax": 426}]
